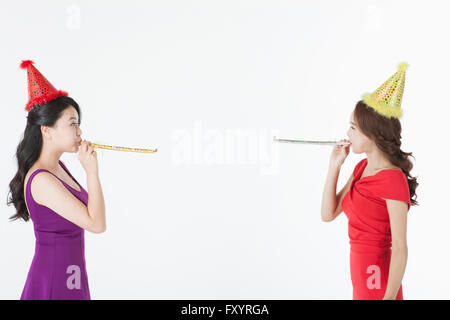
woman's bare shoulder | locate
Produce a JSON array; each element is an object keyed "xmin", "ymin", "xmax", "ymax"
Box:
[
  {"xmin": 386, "ymin": 165, "xmax": 402, "ymax": 172},
  {"xmin": 24, "ymin": 165, "xmax": 42, "ymax": 187}
]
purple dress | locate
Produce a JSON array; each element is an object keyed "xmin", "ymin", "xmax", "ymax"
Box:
[{"xmin": 21, "ymin": 160, "xmax": 91, "ymax": 300}]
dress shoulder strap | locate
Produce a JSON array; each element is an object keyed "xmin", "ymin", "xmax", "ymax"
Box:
[
  {"xmin": 59, "ymin": 160, "xmax": 72, "ymax": 177},
  {"xmin": 25, "ymin": 169, "xmax": 52, "ymax": 207},
  {"xmin": 58, "ymin": 160, "xmax": 82, "ymax": 187}
]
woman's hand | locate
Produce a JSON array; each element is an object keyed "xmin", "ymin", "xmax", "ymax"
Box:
[
  {"xmin": 329, "ymin": 139, "xmax": 351, "ymax": 168},
  {"xmin": 78, "ymin": 140, "xmax": 98, "ymax": 175}
]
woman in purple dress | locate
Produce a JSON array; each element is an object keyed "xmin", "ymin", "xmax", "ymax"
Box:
[{"xmin": 7, "ymin": 60, "xmax": 106, "ymax": 299}]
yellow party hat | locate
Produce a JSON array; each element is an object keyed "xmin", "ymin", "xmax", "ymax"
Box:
[{"xmin": 362, "ymin": 62, "xmax": 408, "ymax": 119}]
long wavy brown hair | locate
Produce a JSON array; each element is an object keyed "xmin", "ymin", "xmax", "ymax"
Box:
[{"xmin": 354, "ymin": 100, "xmax": 418, "ymax": 206}]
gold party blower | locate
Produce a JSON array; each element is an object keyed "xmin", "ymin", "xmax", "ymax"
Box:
[{"xmin": 90, "ymin": 142, "xmax": 158, "ymax": 153}]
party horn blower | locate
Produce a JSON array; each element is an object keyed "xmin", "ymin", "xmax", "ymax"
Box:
[
  {"xmin": 90, "ymin": 142, "xmax": 158, "ymax": 153},
  {"xmin": 273, "ymin": 137, "xmax": 350, "ymax": 146}
]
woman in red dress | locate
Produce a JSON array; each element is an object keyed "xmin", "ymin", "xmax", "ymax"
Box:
[{"xmin": 320, "ymin": 63, "xmax": 418, "ymax": 300}]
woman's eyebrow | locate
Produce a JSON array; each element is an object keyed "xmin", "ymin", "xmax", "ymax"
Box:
[
  {"xmin": 68, "ymin": 116, "xmax": 78, "ymax": 121},
  {"xmin": 350, "ymin": 121, "xmax": 356, "ymax": 125}
]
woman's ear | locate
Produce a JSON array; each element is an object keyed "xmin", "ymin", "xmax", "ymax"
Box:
[{"xmin": 40, "ymin": 125, "xmax": 51, "ymax": 140}]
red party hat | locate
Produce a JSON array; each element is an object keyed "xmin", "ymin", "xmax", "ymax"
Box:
[{"xmin": 20, "ymin": 60, "xmax": 68, "ymax": 112}]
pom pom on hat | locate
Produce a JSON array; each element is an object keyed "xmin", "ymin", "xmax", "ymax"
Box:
[
  {"xmin": 398, "ymin": 62, "xmax": 409, "ymax": 72},
  {"xmin": 20, "ymin": 60, "xmax": 35, "ymax": 69}
]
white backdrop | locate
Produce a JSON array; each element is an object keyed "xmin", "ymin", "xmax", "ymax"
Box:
[{"xmin": 1, "ymin": 0, "xmax": 448, "ymax": 299}]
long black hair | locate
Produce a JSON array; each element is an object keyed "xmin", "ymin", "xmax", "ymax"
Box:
[{"xmin": 7, "ymin": 96, "xmax": 81, "ymax": 221}]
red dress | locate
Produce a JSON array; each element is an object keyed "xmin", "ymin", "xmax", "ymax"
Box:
[{"xmin": 342, "ymin": 158, "xmax": 411, "ymax": 300}]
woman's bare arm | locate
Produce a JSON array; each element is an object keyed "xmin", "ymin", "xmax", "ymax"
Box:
[
  {"xmin": 321, "ymin": 163, "xmax": 353, "ymax": 222},
  {"xmin": 382, "ymin": 199, "xmax": 408, "ymax": 299},
  {"xmin": 31, "ymin": 171, "xmax": 106, "ymax": 233}
]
